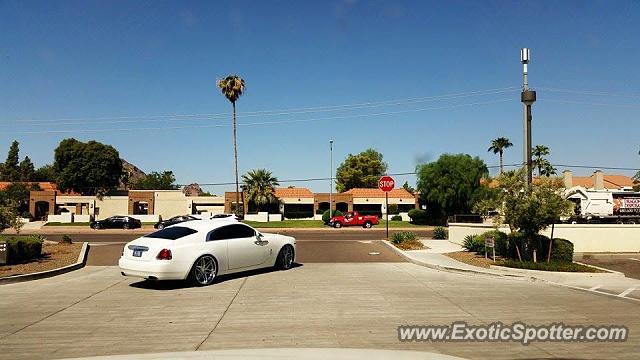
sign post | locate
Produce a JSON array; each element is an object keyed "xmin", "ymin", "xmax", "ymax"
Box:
[
  {"xmin": 378, "ymin": 175, "xmax": 395, "ymax": 239},
  {"xmin": 484, "ymin": 236, "xmax": 495, "ymax": 262}
]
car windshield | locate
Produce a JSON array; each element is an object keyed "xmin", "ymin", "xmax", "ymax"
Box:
[{"xmin": 144, "ymin": 226, "xmax": 197, "ymax": 240}]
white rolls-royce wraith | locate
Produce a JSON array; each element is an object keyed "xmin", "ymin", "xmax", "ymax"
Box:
[{"xmin": 118, "ymin": 220, "xmax": 296, "ymax": 286}]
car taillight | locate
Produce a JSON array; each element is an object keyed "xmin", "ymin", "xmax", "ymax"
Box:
[{"xmin": 156, "ymin": 249, "xmax": 172, "ymax": 260}]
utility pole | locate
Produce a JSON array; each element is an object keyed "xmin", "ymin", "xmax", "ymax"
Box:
[
  {"xmin": 521, "ymin": 48, "xmax": 536, "ymax": 185},
  {"xmin": 329, "ymin": 140, "xmax": 334, "ymax": 218}
]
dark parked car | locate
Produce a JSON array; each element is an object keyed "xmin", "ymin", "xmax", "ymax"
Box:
[
  {"xmin": 154, "ymin": 215, "xmax": 199, "ymax": 229},
  {"xmin": 90, "ymin": 216, "xmax": 142, "ymax": 230}
]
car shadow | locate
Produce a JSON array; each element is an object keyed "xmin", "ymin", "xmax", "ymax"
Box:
[{"xmin": 128, "ymin": 262, "xmax": 303, "ymax": 291}]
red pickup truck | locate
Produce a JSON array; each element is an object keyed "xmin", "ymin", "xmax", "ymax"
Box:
[{"xmin": 328, "ymin": 211, "xmax": 379, "ymax": 229}]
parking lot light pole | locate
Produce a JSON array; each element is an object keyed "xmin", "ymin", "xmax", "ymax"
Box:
[{"xmin": 330, "ymin": 140, "xmax": 334, "ymax": 218}]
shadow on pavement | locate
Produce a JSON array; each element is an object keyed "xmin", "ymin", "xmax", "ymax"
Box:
[{"xmin": 128, "ymin": 263, "xmax": 304, "ymax": 290}]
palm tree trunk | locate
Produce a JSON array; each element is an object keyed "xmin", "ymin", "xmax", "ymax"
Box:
[
  {"xmin": 233, "ymin": 101, "xmax": 240, "ymax": 217},
  {"xmin": 499, "ymin": 150, "xmax": 504, "ymax": 174}
]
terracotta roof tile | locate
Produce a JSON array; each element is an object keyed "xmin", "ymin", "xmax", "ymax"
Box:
[
  {"xmin": 342, "ymin": 188, "xmax": 415, "ymax": 199},
  {"xmin": 273, "ymin": 187, "xmax": 314, "ymax": 198}
]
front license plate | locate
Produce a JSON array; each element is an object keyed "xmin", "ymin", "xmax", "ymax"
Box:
[{"xmin": 133, "ymin": 249, "xmax": 143, "ymax": 257}]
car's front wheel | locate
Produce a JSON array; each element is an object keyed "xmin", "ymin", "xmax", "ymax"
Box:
[
  {"xmin": 92, "ymin": 223, "xmax": 101, "ymax": 230},
  {"xmin": 156, "ymin": 223, "xmax": 164, "ymax": 230},
  {"xmin": 123, "ymin": 223, "xmax": 130, "ymax": 230},
  {"xmin": 275, "ymin": 245, "xmax": 295, "ymax": 270},
  {"xmin": 333, "ymin": 222, "xmax": 342, "ymax": 228},
  {"xmin": 189, "ymin": 255, "xmax": 218, "ymax": 286},
  {"xmin": 363, "ymin": 221, "xmax": 372, "ymax": 229}
]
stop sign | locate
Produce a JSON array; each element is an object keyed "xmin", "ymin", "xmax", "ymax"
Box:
[{"xmin": 378, "ymin": 176, "xmax": 395, "ymax": 192}]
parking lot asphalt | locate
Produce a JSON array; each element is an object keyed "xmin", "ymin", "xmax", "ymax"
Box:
[
  {"xmin": 1, "ymin": 263, "xmax": 639, "ymax": 360},
  {"xmin": 576, "ymin": 253, "xmax": 640, "ymax": 280},
  {"xmin": 41, "ymin": 230, "xmax": 412, "ymax": 266}
]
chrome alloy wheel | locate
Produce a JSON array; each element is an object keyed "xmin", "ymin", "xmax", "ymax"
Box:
[
  {"xmin": 194, "ymin": 256, "xmax": 216, "ymax": 285},
  {"xmin": 282, "ymin": 246, "xmax": 294, "ymax": 269}
]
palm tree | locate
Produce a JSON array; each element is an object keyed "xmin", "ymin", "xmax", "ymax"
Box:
[
  {"xmin": 217, "ymin": 75, "xmax": 245, "ymax": 216},
  {"xmin": 241, "ymin": 169, "xmax": 279, "ymax": 212},
  {"xmin": 532, "ymin": 145, "xmax": 556, "ymax": 177},
  {"xmin": 488, "ymin": 137, "xmax": 513, "ymax": 174}
]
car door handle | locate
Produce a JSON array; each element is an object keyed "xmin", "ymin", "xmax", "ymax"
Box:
[{"xmin": 254, "ymin": 240, "xmax": 268, "ymax": 246}]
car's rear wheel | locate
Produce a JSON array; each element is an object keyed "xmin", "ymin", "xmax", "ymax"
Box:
[
  {"xmin": 123, "ymin": 223, "xmax": 130, "ymax": 230},
  {"xmin": 275, "ymin": 245, "xmax": 295, "ymax": 270},
  {"xmin": 333, "ymin": 222, "xmax": 342, "ymax": 228},
  {"xmin": 189, "ymin": 255, "xmax": 217, "ymax": 286},
  {"xmin": 157, "ymin": 223, "xmax": 164, "ymax": 230},
  {"xmin": 92, "ymin": 223, "xmax": 101, "ymax": 230},
  {"xmin": 363, "ymin": 221, "xmax": 372, "ymax": 229}
]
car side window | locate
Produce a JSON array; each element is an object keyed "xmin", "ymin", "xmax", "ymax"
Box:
[{"xmin": 207, "ymin": 224, "xmax": 255, "ymax": 241}]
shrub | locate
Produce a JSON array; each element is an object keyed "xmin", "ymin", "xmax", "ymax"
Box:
[
  {"xmin": 2, "ymin": 235, "xmax": 44, "ymax": 264},
  {"xmin": 390, "ymin": 215, "xmax": 403, "ymax": 221},
  {"xmin": 408, "ymin": 209, "xmax": 428, "ymax": 224},
  {"xmin": 476, "ymin": 230, "xmax": 509, "ymax": 257},
  {"xmin": 391, "ymin": 231, "xmax": 417, "ymax": 244},
  {"xmin": 322, "ymin": 209, "xmax": 343, "ymax": 224},
  {"xmin": 550, "ymin": 238, "xmax": 574, "ymax": 263},
  {"xmin": 462, "ymin": 234, "xmax": 485, "ymax": 253},
  {"xmin": 387, "ymin": 204, "xmax": 399, "ymax": 215},
  {"xmin": 432, "ymin": 226, "xmax": 448, "ymax": 239},
  {"xmin": 61, "ymin": 235, "xmax": 73, "ymax": 244},
  {"xmin": 497, "ymin": 260, "xmax": 597, "ymax": 272}
]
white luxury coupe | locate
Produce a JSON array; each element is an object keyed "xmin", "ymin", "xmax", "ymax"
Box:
[{"xmin": 119, "ymin": 219, "xmax": 296, "ymax": 286}]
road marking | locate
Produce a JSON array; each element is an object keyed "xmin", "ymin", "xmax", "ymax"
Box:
[
  {"xmin": 359, "ymin": 241, "xmax": 373, "ymax": 244},
  {"xmin": 588, "ymin": 285, "xmax": 601, "ymax": 291},
  {"xmin": 618, "ymin": 287, "xmax": 636, "ymax": 298},
  {"xmin": 368, "ymin": 252, "xmax": 380, "ymax": 256},
  {"xmin": 628, "ymin": 258, "xmax": 640, "ymax": 262}
]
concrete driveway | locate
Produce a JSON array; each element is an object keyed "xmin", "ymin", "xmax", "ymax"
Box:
[{"xmin": 0, "ymin": 263, "xmax": 639, "ymax": 360}]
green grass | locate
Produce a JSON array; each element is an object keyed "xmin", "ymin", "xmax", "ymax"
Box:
[
  {"xmin": 243, "ymin": 219, "xmax": 430, "ymax": 228},
  {"xmin": 496, "ymin": 260, "xmax": 600, "ymax": 273}
]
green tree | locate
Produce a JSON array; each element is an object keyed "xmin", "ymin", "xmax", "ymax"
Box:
[
  {"xmin": 532, "ymin": 145, "xmax": 557, "ymax": 177},
  {"xmin": 402, "ymin": 181, "xmax": 415, "ymax": 194},
  {"xmin": 33, "ymin": 164, "xmax": 56, "ymax": 182},
  {"xmin": 242, "ymin": 169, "xmax": 279, "ymax": 212},
  {"xmin": 53, "ymin": 138, "xmax": 123, "ymax": 196},
  {"xmin": 474, "ymin": 169, "xmax": 572, "ymax": 262},
  {"xmin": 18, "ymin": 156, "xmax": 35, "ymax": 182},
  {"xmin": 0, "ymin": 182, "xmax": 40, "ymax": 217},
  {"xmin": 416, "ymin": 154, "xmax": 488, "ymax": 222},
  {"xmin": 217, "ymin": 75, "xmax": 245, "ymax": 217},
  {"xmin": 335, "ymin": 149, "xmax": 388, "ymax": 192},
  {"xmin": 0, "ymin": 140, "xmax": 20, "ymax": 181},
  {"xmin": 0, "ymin": 205, "xmax": 21, "ymax": 233},
  {"xmin": 129, "ymin": 171, "xmax": 179, "ymax": 190},
  {"xmin": 488, "ymin": 137, "xmax": 513, "ymax": 174}
]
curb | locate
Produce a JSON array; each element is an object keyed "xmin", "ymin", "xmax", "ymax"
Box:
[
  {"xmin": 379, "ymin": 240, "xmax": 528, "ymax": 279},
  {"xmin": 0, "ymin": 242, "xmax": 90, "ymax": 285}
]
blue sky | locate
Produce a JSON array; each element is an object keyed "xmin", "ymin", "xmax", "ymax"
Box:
[{"xmin": 1, "ymin": 0, "xmax": 639, "ymax": 193}]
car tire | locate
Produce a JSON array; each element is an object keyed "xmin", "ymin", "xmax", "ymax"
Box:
[
  {"xmin": 123, "ymin": 223, "xmax": 130, "ymax": 230},
  {"xmin": 363, "ymin": 221, "xmax": 372, "ymax": 229},
  {"xmin": 188, "ymin": 255, "xmax": 218, "ymax": 286},
  {"xmin": 157, "ymin": 224, "xmax": 164, "ymax": 230},
  {"xmin": 92, "ymin": 223, "xmax": 101, "ymax": 230},
  {"xmin": 275, "ymin": 245, "xmax": 295, "ymax": 270},
  {"xmin": 333, "ymin": 222, "xmax": 342, "ymax": 228}
]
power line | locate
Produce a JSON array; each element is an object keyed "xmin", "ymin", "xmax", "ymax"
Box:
[
  {"xmin": 11, "ymin": 98, "xmax": 515, "ymax": 135},
  {"xmin": 0, "ymin": 86, "xmax": 520, "ymax": 125},
  {"xmin": 534, "ymin": 86, "xmax": 640, "ymax": 100}
]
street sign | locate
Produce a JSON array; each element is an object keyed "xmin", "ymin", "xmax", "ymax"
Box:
[
  {"xmin": 378, "ymin": 176, "xmax": 395, "ymax": 192},
  {"xmin": 485, "ymin": 237, "xmax": 495, "ymax": 248}
]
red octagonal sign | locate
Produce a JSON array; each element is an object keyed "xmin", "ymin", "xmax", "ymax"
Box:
[{"xmin": 378, "ymin": 176, "xmax": 395, "ymax": 192}]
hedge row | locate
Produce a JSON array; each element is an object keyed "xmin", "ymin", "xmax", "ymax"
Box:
[
  {"xmin": 1, "ymin": 235, "xmax": 44, "ymax": 265},
  {"xmin": 462, "ymin": 230, "xmax": 574, "ymax": 263}
]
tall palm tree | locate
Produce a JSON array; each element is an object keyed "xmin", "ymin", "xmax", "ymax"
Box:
[
  {"xmin": 532, "ymin": 145, "xmax": 556, "ymax": 177},
  {"xmin": 488, "ymin": 137, "xmax": 513, "ymax": 174},
  {"xmin": 217, "ymin": 75, "xmax": 245, "ymax": 216},
  {"xmin": 241, "ymin": 169, "xmax": 279, "ymax": 212}
]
